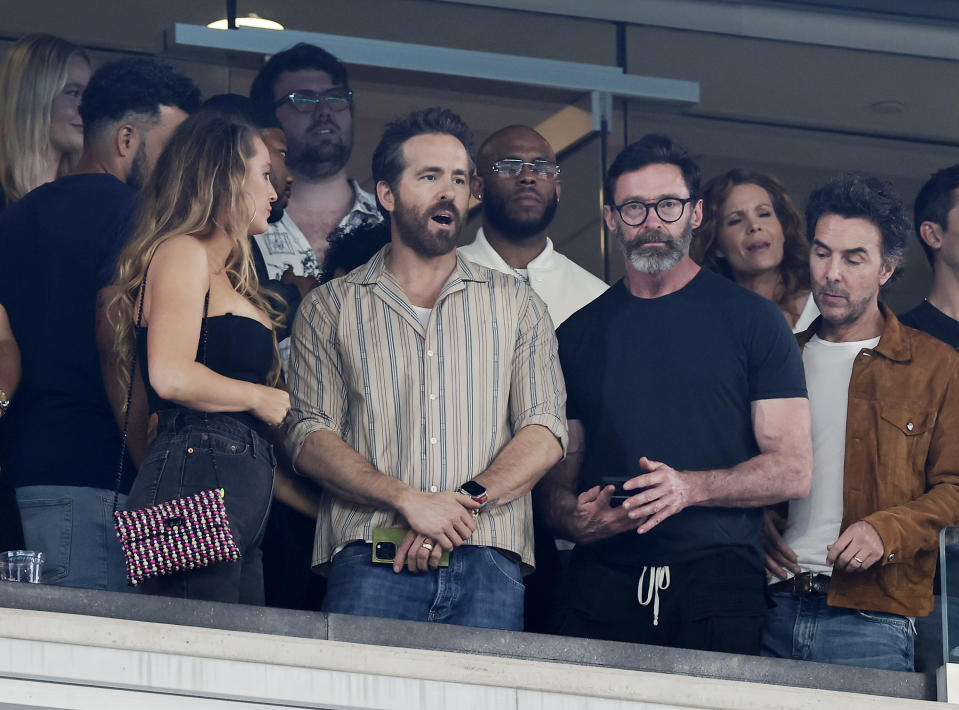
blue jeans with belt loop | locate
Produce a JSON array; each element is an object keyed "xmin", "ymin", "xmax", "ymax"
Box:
[
  {"xmin": 125, "ymin": 410, "xmax": 275, "ymax": 604},
  {"xmin": 761, "ymin": 591, "xmax": 916, "ymax": 671}
]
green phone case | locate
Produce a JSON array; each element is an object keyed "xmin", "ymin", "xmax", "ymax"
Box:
[{"xmin": 371, "ymin": 527, "xmax": 450, "ymax": 566}]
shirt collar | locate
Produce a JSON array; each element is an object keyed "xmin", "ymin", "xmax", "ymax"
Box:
[
  {"xmin": 798, "ymin": 302, "xmax": 911, "ymax": 362},
  {"xmin": 348, "ymin": 244, "xmax": 489, "ymax": 288},
  {"xmin": 347, "ymin": 179, "xmax": 381, "ymax": 220},
  {"xmin": 474, "ymin": 227, "xmax": 555, "ymax": 271}
]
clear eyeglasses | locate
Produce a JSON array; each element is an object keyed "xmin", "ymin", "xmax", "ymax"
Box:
[
  {"xmin": 491, "ymin": 158, "xmax": 561, "ymax": 179},
  {"xmin": 275, "ymin": 89, "xmax": 354, "ymax": 113}
]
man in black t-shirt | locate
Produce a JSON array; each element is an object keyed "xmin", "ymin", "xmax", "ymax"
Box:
[
  {"xmin": 541, "ymin": 135, "xmax": 812, "ymax": 654},
  {"xmin": 0, "ymin": 58, "xmax": 199, "ymax": 592},
  {"xmin": 900, "ymin": 165, "xmax": 959, "ymax": 350}
]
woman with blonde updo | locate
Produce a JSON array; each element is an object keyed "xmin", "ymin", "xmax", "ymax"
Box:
[
  {"xmin": 693, "ymin": 169, "xmax": 818, "ymax": 332},
  {"xmin": 110, "ymin": 112, "xmax": 289, "ymax": 603},
  {"xmin": 0, "ymin": 34, "xmax": 91, "ymax": 209}
]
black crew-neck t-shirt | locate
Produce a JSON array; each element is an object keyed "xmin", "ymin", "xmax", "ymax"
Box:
[
  {"xmin": 899, "ymin": 300, "xmax": 959, "ymax": 351},
  {"xmin": 0, "ymin": 174, "xmax": 138, "ymax": 491},
  {"xmin": 557, "ymin": 269, "xmax": 807, "ymax": 569}
]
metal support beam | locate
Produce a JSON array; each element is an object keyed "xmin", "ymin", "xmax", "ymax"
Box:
[{"xmin": 170, "ymin": 24, "xmax": 699, "ymax": 107}]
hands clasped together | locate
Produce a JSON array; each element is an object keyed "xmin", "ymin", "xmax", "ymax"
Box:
[
  {"xmin": 393, "ymin": 489, "xmax": 481, "ymax": 573},
  {"xmin": 568, "ymin": 456, "xmax": 695, "ymax": 544}
]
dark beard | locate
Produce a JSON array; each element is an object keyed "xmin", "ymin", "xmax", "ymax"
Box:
[
  {"xmin": 484, "ymin": 192, "xmax": 558, "ymax": 241},
  {"xmin": 287, "ymin": 142, "xmax": 350, "ymax": 180},
  {"xmin": 126, "ymin": 142, "xmax": 147, "ymax": 191},
  {"xmin": 267, "ymin": 204, "xmax": 284, "ymax": 223},
  {"xmin": 392, "ymin": 199, "xmax": 463, "ymax": 258}
]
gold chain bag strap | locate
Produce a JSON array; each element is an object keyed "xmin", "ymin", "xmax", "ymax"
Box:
[{"xmin": 112, "ymin": 276, "xmax": 240, "ymax": 586}]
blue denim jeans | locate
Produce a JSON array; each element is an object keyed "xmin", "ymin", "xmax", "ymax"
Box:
[
  {"xmin": 323, "ymin": 542, "xmax": 525, "ymax": 631},
  {"xmin": 761, "ymin": 591, "xmax": 916, "ymax": 671},
  {"xmin": 15, "ymin": 485, "xmax": 132, "ymax": 592},
  {"xmin": 125, "ymin": 410, "xmax": 275, "ymax": 604}
]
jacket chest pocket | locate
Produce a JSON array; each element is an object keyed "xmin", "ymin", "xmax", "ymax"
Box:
[{"xmin": 877, "ymin": 405, "xmax": 935, "ymax": 494}]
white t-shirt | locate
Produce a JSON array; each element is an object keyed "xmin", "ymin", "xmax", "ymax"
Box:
[{"xmin": 780, "ymin": 334, "xmax": 880, "ymax": 577}]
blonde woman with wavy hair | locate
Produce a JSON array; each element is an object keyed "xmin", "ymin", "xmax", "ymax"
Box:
[
  {"xmin": 111, "ymin": 112, "xmax": 290, "ymax": 603},
  {"xmin": 0, "ymin": 34, "xmax": 91, "ymax": 208}
]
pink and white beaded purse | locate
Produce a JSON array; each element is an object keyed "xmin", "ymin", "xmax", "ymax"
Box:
[{"xmin": 114, "ymin": 488, "xmax": 239, "ymax": 585}]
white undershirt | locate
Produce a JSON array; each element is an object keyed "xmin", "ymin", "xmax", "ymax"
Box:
[
  {"xmin": 780, "ymin": 334, "xmax": 880, "ymax": 577},
  {"xmin": 411, "ymin": 305, "xmax": 432, "ymax": 329}
]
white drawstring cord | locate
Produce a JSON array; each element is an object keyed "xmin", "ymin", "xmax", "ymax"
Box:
[{"xmin": 638, "ymin": 565, "xmax": 671, "ymax": 626}]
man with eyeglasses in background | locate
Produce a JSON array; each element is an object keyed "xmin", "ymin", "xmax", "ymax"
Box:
[
  {"xmin": 460, "ymin": 125, "xmax": 607, "ymax": 326},
  {"xmin": 249, "ymin": 43, "xmax": 381, "ymax": 323},
  {"xmin": 459, "ymin": 125, "xmax": 607, "ymax": 632},
  {"xmin": 540, "ymin": 134, "xmax": 812, "ymax": 653}
]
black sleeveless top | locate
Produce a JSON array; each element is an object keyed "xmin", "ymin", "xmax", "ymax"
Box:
[{"xmin": 136, "ymin": 313, "xmax": 274, "ymax": 427}]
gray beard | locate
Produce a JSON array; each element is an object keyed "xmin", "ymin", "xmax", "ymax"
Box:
[{"xmin": 616, "ymin": 222, "xmax": 693, "ymax": 274}]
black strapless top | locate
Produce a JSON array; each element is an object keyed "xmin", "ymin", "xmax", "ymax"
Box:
[{"xmin": 136, "ymin": 313, "xmax": 274, "ymax": 426}]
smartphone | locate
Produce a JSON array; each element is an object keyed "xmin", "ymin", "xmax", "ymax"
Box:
[
  {"xmin": 371, "ymin": 527, "xmax": 450, "ymax": 566},
  {"xmin": 600, "ymin": 477, "xmax": 630, "ymax": 507}
]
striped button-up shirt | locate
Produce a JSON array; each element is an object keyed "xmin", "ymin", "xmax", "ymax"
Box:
[{"xmin": 285, "ymin": 246, "xmax": 568, "ymax": 570}]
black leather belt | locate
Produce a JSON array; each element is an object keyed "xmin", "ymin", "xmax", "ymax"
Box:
[{"xmin": 769, "ymin": 571, "xmax": 831, "ymax": 596}]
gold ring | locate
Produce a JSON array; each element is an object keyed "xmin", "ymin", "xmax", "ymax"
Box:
[
  {"xmin": 854, "ymin": 556, "xmax": 864, "ymax": 564},
  {"xmin": 421, "ymin": 542, "xmax": 434, "ymax": 551}
]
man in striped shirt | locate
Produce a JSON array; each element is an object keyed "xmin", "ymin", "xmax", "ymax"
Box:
[{"xmin": 285, "ymin": 108, "xmax": 568, "ymax": 631}]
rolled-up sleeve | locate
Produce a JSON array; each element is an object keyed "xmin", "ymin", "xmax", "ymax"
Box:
[
  {"xmin": 284, "ymin": 286, "xmax": 349, "ymax": 467},
  {"xmin": 508, "ymin": 287, "xmax": 568, "ymax": 454}
]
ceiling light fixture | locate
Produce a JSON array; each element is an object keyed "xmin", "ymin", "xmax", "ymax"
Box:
[{"xmin": 207, "ymin": 13, "xmax": 284, "ymax": 30}]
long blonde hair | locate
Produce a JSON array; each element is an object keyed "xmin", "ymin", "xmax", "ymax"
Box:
[
  {"xmin": 110, "ymin": 113, "xmax": 283, "ymax": 391},
  {"xmin": 0, "ymin": 34, "xmax": 89, "ymax": 204}
]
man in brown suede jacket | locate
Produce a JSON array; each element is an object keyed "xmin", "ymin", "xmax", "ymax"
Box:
[{"xmin": 761, "ymin": 173, "xmax": 959, "ymax": 671}]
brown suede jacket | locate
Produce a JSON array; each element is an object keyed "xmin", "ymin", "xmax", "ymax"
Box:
[{"xmin": 796, "ymin": 306, "xmax": 959, "ymax": 616}]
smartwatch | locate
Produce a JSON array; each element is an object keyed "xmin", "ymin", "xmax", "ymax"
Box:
[{"xmin": 457, "ymin": 480, "xmax": 489, "ymax": 509}]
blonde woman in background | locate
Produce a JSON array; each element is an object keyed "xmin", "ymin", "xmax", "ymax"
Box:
[
  {"xmin": 110, "ymin": 113, "xmax": 290, "ymax": 603},
  {"xmin": 0, "ymin": 33, "xmax": 91, "ymax": 209}
]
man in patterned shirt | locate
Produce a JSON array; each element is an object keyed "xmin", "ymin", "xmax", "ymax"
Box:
[
  {"xmin": 285, "ymin": 108, "xmax": 567, "ymax": 631},
  {"xmin": 249, "ymin": 43, "xmax": 382, "ymax": 285}
]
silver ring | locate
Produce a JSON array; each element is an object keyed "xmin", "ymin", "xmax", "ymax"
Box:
[
  {"xmin": 421, "ymin": 542, "xmax": 434, "ymax": 551},
  {"xmin": 854, "ymin": 556, "xmax": 864, "ymax": 564}
]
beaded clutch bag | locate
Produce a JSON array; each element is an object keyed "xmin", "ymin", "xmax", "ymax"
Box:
[{"xmin": 114, "ymin": 488, "xmax": 239, "ymax": 585}]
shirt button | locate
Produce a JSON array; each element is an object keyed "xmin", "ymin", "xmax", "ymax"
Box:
[
  {"xmin": 427, "ymin": 350, "xmax": 434, "ymax": 357},
  {"xmin": 429, "ymin": 393, "xmax": 437, "ymax": 401},
  {"xmin": 430, "ymin": 437, "xmax": 438, "ymax": 444},
  {"xmin": 187, "ymin": 447, "xmax": 194, "ymax": 454},
  {"xmin": 429, "ymin": 486, "xmax": 438, "ymax": 493},
  {"xmin": 888, "ymin": 553, "xmax": 895, "ymax": 561},
  {"xmin": 906, "ymin": 421, "xmax": 914, "ymax": 431}
]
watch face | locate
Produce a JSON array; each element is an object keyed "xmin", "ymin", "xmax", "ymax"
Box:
[{"xmin": 460, "ymin": 480, "xmax": 486, "ymax": 498}]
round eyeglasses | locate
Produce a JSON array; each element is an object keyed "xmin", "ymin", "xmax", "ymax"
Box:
[
  {"xmin": 275, "ymin": 89, "xmax": 353, "ymax": 113},
  {"xmin": 491, "ymin": 158, "xmax": 561, "ymax": 179},
  {"xmin": 613, "ymin": 197, "xmax": 695, "ymax": 227}
]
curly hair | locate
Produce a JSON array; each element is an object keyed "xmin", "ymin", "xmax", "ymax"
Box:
[
  {"xmin": 320, "ymin": 219, "xmax": 390, "ymax": 283},
  {"xmin": 79, "ymin": 57, "xmax": 200, "ymax": 139},
  {"xmin": 371, "ymin": 107, "xmax": 473, "ymax": 192},
  {"xmin": 604, "ymin": 134, "xmax": 700, "ymax": 205},
  {"xmin": 249, "ymin": 43, "xmax": 349, "ymax": 114},
  {"xmin": 0, "ymin": 33, "xmax": 90, "ymax": 202},
  {"xmin": 806, "ymin": 172, "xmax": 909, "ymax": 282},
  {"xmin": 692, "ymin": 169, "xmax": 810, "ymax": 309}
]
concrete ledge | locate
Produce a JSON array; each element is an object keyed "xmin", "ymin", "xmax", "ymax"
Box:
[{"xmin": 0, "ymin": 582, "xmax": 936, "ymax": 701}]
